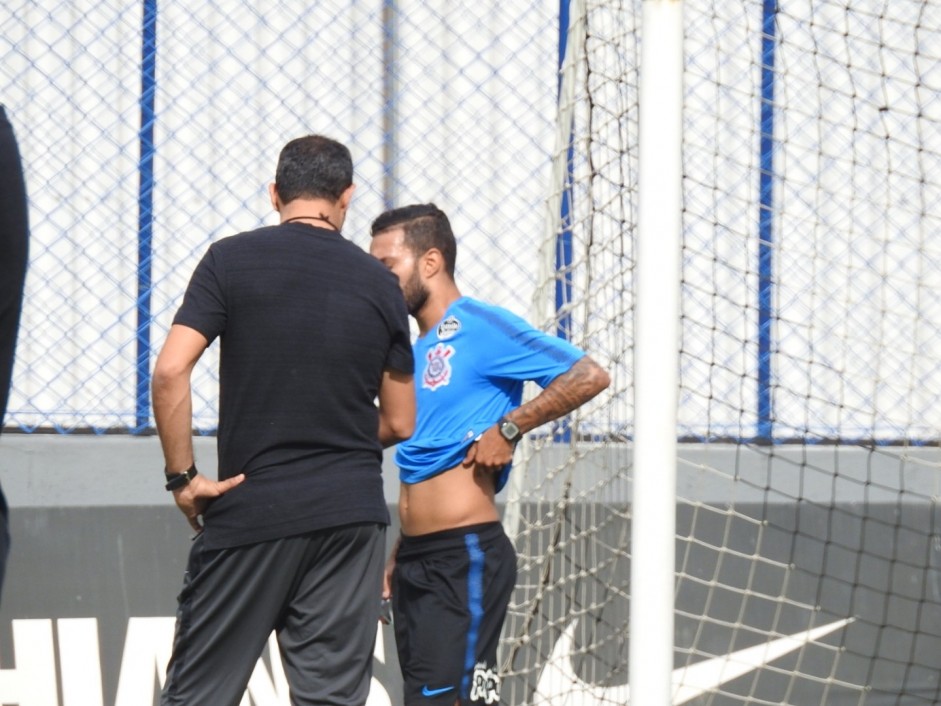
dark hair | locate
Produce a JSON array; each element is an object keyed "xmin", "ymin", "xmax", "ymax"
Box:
[
  {"xmin": 370, "ymin": 203, "xmax": 457, "ymax": 277},
  {"xmin": 274, "ymin": 135, "xmax": 353, "ymax": 204}
]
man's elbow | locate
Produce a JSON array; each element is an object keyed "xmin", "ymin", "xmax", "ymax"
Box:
[
  {"xmin": 579, "ymin": 356, "xmax": 611, "ymax": 400},
  {"xmin": 383, "ymin": 403, "xmax": 415, "ymax": 443},
  {"xmin": 591, "ymin": 365, "xmax": 611, "ymax": 397},
  {"xmin": 151, "ymin": 365, "xmax": 173, "ymax": 398},
  {"xmin": 151, "ymin": 359, "xmax": 189, "ymax": 400},
  {"xmin": 384, "ymin": 416, "xmax": 415, "ymax": 445},
  {"xmin": 392, "ymin": 416, "xmax": 415, "ymax": 442}
]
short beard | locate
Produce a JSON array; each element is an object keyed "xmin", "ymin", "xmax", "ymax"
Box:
[{"xmin": 403, "ymin": 268, "xmax": 429, "ymax": 316}]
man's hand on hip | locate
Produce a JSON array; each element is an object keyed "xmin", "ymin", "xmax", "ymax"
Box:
[{"xmin": 172, "ymin": 473, "xmax": 246, "ymax": 533}]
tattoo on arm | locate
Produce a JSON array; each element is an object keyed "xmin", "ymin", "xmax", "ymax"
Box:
[{"xmin": 510, "ymin": 356, "xmax": 610, "ymax": 434}]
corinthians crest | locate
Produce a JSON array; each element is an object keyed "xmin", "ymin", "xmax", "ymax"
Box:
[{"xmin": 423, "ymin": 342, "xmax": 455, "ymax": 390}]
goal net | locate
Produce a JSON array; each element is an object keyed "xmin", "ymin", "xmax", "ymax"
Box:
[{"xmin": 502, "ymin": 2, "xmax": 941, "ymax": 705}]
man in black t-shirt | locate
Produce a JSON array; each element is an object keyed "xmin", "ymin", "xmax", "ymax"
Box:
[{"xmin": 153, "ymin": 134, "xmax": 415, "ymax": 706}]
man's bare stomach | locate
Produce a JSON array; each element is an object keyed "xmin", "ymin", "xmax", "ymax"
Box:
[{"xmin": 399, "ymin": 461, "xmax": 500, "ymax": 536}]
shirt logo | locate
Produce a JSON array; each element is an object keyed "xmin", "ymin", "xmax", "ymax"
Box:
[
  {"xmin": 437, "ymin": 315, "xmax": 461, "ymax": 340},
  {"xmin": 423, "ymin": 343, "xmax": 455, "ymax": 391},
  {"xmin": 422, "ymin": 685, "xmax": 455, "ymax": 697}
]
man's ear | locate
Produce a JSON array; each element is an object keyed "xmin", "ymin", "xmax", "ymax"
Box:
[
  {"xmin": 338, "ymin": 183, "xmax": 356, "ymax": 213},
  {"xmin": 421, "ymin": 248, "xmax": 445, "ymax": 278},
  {"xmin": 268, "ymin": 183, "xmax": 279, "ymax": 212}
]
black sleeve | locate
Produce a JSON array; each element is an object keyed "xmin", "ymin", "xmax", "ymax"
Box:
[
  {"xmin": 172, "ymin": 245, "xmax": 227, "ymax": 343},
  {"xmin": 379, "ymin": 274, "xmax": 414, "ymax": 375}
]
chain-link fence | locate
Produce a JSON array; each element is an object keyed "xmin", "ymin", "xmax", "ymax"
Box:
[
  {"xmin": 2, "ymin": 0, "xmax": 562, "ymax": 433},
  {"xmin": 6, "ymin": 1, "xmax": 941, "ymax": 444}
]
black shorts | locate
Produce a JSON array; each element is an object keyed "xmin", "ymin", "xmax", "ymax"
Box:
[{"xmin": 392, "ymin": 522, "xmax": 517, "ymax": 706}]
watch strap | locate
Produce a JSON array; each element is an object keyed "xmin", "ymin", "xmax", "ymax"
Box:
[{"xmin": 164, "ymin": 464, "xmax": 198, "ymax": 491}]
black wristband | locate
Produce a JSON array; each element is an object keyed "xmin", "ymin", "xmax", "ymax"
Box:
[{"xmin": 164, "ymin": 464, "xmax": 198, "ymax": 491}]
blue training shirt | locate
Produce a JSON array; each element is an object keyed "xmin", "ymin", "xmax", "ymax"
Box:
[{"xmin": 395, "ymin": 296, "xmax": 584, "ymax": 492}]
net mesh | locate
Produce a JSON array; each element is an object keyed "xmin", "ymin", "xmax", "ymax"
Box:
[{"xmin": 503, "ymin": 2, "xmax": 941, "ymax": 705}]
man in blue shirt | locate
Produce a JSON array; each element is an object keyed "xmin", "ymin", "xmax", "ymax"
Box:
[{"xmin": 370, "ymin": 204, "xmax": 609, "ymax": 706}]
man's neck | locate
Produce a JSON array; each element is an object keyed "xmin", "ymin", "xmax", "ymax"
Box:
[
  {"xmin": 279, "ymin": 198, "xmax": 343, "ymax": 231},
  {"xmin": 417, "ymin": 284, "xmax": 462, "ymax": 336}
]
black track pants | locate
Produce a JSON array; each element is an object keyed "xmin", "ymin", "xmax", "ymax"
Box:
[{"xmin": 161, "ymin": 522, "xmax": 386, "ymax": 706}]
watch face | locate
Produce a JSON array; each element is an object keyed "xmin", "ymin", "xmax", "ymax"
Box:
[{"xmin": 501, "ymin": 420, "xmax": 521, "ymax": 441}]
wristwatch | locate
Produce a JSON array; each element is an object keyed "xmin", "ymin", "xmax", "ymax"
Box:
[
  {"xmin": 497, "ymin": 416, "xmax": 523, "ymax": 444},
  {"xmin": 164, "ymin": 464, "xmax": 198, "ymax": 491}
]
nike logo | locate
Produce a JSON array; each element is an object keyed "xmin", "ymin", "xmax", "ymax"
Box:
[
  {"xmin": 422, "ymin": 684, "xmax": 456, "ymax": 697},
  {"xmin": 534, "ymin": 617, "xmax": 854, "ymax": 705}
]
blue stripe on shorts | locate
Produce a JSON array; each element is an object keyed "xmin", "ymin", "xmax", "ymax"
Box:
[{"xmin": 461, "ymin": 532, "xmax": 485, "ymax": 698}]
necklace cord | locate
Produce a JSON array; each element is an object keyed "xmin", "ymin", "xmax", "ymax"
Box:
[{"xmin": 283, "ymin": 214, "xmax": 339, "ymax": 231}]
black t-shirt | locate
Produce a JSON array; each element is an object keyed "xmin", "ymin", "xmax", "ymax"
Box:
[{"xmin": 173, "ymin": 223, "xmax": 413, "ymax": 549}]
